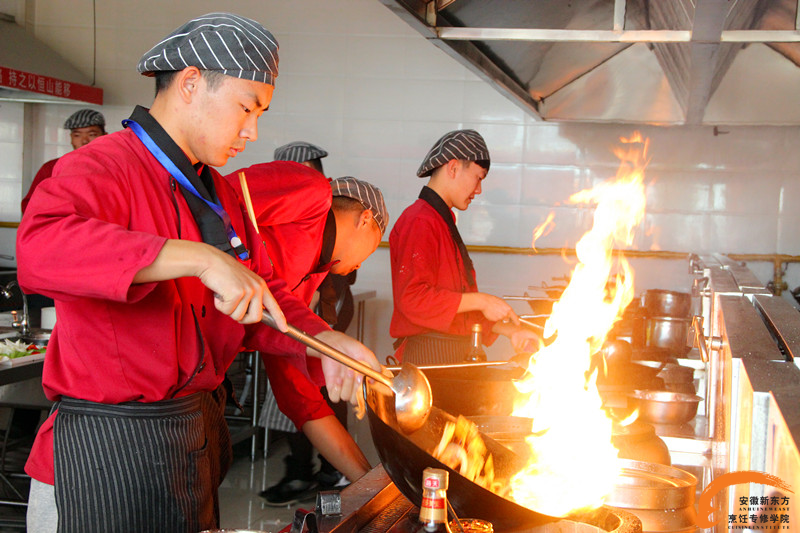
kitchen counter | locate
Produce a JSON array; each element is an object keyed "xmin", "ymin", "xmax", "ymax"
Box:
[
  {"xmin": 0, "ymin": 356, "xmax": 44, "ymax": 386},
  {"xmin": 687, "ymin": 254, "xmax": 800, "ymax": 532}
]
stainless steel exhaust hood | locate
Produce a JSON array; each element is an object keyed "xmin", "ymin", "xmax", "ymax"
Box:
[
  {"xmin": 0, "ymin": 13, "xmax": 102, "ymax": 105},
  {"xmin": 378, "ymin": 0, "xmax": 800, "ymax": 125}
]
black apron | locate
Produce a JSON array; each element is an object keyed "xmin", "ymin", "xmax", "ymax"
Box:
[
  {"xmin": 398, "ymin": 332, "xmax": 471, "ymax": 366},
  {"xmin": 53, "ymin": 385, "xmax": 231, "ymax": 533}
]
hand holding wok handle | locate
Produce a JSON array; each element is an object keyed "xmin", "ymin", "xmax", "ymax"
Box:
[{"xmin": 260, "ymin": 310, "xmax": 393, "ymax": 389}]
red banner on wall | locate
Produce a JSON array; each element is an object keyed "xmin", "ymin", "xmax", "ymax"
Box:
[{"xmin": 0, "ymin": 66, "xmax": 102, "ymax": 104}]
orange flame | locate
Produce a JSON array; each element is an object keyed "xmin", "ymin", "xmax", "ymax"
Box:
[
  {"xmin": 531, "ymin": 212, "xmax": 555, "ymax": 250},
  {"xmin": 510, "ymin": 133, "xmax": 649, "ymax": 517}
]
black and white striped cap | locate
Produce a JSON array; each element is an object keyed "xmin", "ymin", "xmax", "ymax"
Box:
[
  {"xmin": 416, "ymin": 129, "xmax": 491, "ymax": 177},
  {"xmin": 273, "ymin": 141, "xmax": 328, "ymax": 163},
  {"xmin": 331, "ymin": 177, "xmax": 389, "ymax": 236},
  {"xmin": 137, "ymin": 13, "xmax": 279, "ymax": 85},
  {"xmin": 63, "ymin": 109, "xmax": 105, "ymax": 130}
]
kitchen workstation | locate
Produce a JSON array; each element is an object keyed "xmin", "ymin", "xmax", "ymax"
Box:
[
  {"xmin": 325, "ymin": 255, "xmax": 800, "ymax": 533},
  {"xmin": 2, "ymin": 0, "xmax": 800, "ymax": 532}
]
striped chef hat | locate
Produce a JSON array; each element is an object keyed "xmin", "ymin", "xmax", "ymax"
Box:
[
  {"xmin": 416, "ymin": 129, "xmax": 491, "ymax": 178},
  {"xmin": 137, "ymin": 13, "xmax": 279, "ymax": 85},
  {"xmin": 63, "ymin": 109, "xmax": 105, "ymax": 130},
  {"xmin": 331, "ymin": 177, "xmax": 389, "ymax": 235},
  {"xmin": 274, "ymin": 141, "xmax": 328, "ymax": 163}
]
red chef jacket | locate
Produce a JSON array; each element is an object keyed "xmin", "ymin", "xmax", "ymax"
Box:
[
  {"xmin": 389, "ymin": 191, "xmax": 497, "ymax": 354},
  {"xmin": 20, "ymin": 157, "xmax": 58, "ymax": 214},
  {"xmin": 225, "ymin": 162, "xmax": 336, "ymax": 429},
  {"xmin": 17, "ymin": 123, "xmax": 329, "ymax": 484}
]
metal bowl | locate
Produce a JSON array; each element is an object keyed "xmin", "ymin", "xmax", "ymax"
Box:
[
  {"xmin": 644, "ymin": 317, "xmax": 691, "ymax": 356},
  {"xmin": 641, "ymin": 290, "xmax": 692, "ymax": 318},
  {"xmin": 606, "ymin": 459, "xmax": 697, "ymax": 510},
  {"xmin": 629, "ymin": 390, "xmax": 702, "ymax": 425}
]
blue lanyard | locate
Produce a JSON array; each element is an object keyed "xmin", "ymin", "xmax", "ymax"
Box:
[{"xmin": 123, "ymin": 118, "xmax": 248, "ymax": 260}]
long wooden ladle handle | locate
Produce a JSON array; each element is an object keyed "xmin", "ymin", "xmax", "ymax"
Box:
[
  {"xmin": 260, "ymin": 310, "xmax": 392, "ymax": 388},
  {"xmin": 238, "ymin": 171, "xmax": 260, "ymax": 233}
]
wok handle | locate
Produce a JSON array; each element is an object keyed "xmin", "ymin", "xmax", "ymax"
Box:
[{"xmin": 260, "ymin": 310, "xmax": 392, "ymax": 388}]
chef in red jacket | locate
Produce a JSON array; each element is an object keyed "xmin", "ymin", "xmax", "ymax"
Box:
[
  {"xmin": 16, "ymin": 13, "xmax": 379, "ymax": 533},
  {"xmin": 226, "ymin": 164, "xmax": 385, "ymax": 501},
  {"xmin": 21, "ymin": 109, "xmax": 107, "ymax": 214},
  {"xmin": 390, "ymin": 129, "xmax": 538, "ymax": 365}
]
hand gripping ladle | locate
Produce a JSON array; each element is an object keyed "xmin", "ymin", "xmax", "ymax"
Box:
[{"xmin": 261, "ymin": 310, "xmax": 432, "ymax": 434}]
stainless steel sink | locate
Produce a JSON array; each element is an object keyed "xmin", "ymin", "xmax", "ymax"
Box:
[{"xmin": 0, "ymin": 327, "xmax": 51, "ymax": 344}]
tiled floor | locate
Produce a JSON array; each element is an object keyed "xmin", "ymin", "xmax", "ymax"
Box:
[
  {"xmin": 219, "ymin": 413, "xmax": 381, "ymax": 533},
  {"xmin": 218, "ymin": 437, "xmax": 314, "ymax": 532}
]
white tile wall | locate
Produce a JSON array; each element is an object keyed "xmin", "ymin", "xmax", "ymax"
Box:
[
  {"xmin": 1, "ymin": 0, "xmax": 799, "ymax": 359},
  {"xmin": 0, "ymin": 102, "xmax": 24, "ymax": 221}
]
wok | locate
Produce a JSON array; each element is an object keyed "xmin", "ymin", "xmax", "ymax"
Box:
[
  {"xmin": 421, "ymin": 362, "xmax": 525, "ymax": 417},
  {"xmin": 364, "ymin": 381, "xmax": 559, "ymax": 530}
]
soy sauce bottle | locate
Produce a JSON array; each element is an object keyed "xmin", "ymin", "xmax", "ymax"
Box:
[
  {"xmin": 465, "ymin": 323, "xmax": 487, "ymax": 362},
  {"xmin": 416, "ymin": 468, "xmax": 453, "ymax": 533}
]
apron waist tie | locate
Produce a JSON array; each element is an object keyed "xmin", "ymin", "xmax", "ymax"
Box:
[{"xmin": 58, "ymin": 392, "xmax": 203, "ymax": 418}]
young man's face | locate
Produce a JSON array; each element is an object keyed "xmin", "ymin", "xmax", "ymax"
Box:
[
  {"xmin": 188, "ymin": 74, "xmax": 274, "ymax": 167},
  {"xmin": 331, "ymin": 212, "xmax": 382, "ymax": 275},
  {"xmin": 70, "ymin": 125, "xmax": 105, "ymax": 150},
  {"xmin": 452, "ymin": 161, "xmax": 488, "ymax": 211}
]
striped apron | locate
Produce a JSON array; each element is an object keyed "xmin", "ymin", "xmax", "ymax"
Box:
[
  {"xmin": 398, "ymin": 332, "xmax": 471, "ymax": 366},
  {"xmin": 53, "ymin": 386, "xmax": 230, "ymax": 533}
]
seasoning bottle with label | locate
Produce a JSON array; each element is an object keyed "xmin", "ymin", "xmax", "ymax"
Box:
[
  {"xmin": 415, "ymin": 468, "xmax": 452, "ymax": 533},
  {"xmin": 464, "ymin": 323, "xmax": 487, "ymax": 362}
]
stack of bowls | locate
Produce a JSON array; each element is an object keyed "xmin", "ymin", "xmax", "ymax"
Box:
[{"xmin": 641, "ymin": 290, "xmax": 693, "ymax": 357}]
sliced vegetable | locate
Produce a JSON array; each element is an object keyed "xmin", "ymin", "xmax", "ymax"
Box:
[{"xmin": 0, "ymin": 339, "xmax": 46, "ymax": 359}]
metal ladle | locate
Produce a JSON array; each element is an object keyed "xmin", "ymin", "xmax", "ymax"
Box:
[{"xmin": 261, "ymin": 310, "xmax": 432, "ymax": 434}]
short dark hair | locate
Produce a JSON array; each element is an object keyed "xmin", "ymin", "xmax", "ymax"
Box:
[
  {"xmin": 306, "ymin": 158, "xmax": 324, "ymax": 174},
  {"xmin": 331, "ymin": 195, "xmax": 366, "ymax": 215},
  {"xmin": 154, "ymin": 70, "xmax": 227, "ymax": 96},
  {"xmin": 461, "ymin": 159, "xmax": 489, "ymax": 171}
]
